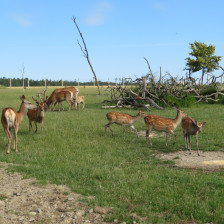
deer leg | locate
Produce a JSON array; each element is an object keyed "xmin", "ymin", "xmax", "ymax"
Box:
[
  {"xmin": 184, "ymin": 133, "xmax": 188, "ymax": 150},
  {"xmin": 105, "ymin": 123, "xmax": 114, "ymax": 136},
  {"xmin": 146, "ymin": 126, "xmax": 152, "ymax": 145},
  {"xmin": 74, "ymin": 101, "xmax": 78, "ymax": 111},
  {"xmin": 41, "ymin": 121, "xmax": 44, "ymax": 134},
  {"xmin": 195, "ymin": 134, "xmax": 200, "ymax": 156},
  {"xmin": 58, "ymin": 102, "xmax": 61, "ymax": 112},
  {"xmin": 14, "ymin": 127, "xmax": 18, "ymax": 153},
  {"xmin": 188, "ymin": 135, "xmax": 191, "ymax": 155},
  {"xmin": 34, "ymin": 121, "xmax": 37, "ymax": 133},
  {"xmin": 82, "ymin": 102, "xmax": 85, "ymax": 110},
  {"xmin": 29, "ymin": 121, "xmax": 35, "ymax": 133},
  {"xmin": 5, "ymin": 128, "xmax": 12, "ymax": 154},
  {"xmin": 29, "ymin": 121, "xmax": 32, "ymax": 132},
  {"xmin": 130, "ymin": 125, "xmax": 138, "ymax": 138},
  {"xmin": 169, "ymin": 130, "xmax": 177, "ymax": 145}
]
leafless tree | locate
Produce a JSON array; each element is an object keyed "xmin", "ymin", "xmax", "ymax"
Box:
[
  {"xmin": 72, "ymin": 17, "xmax": 101, "ymax": 95},
  {"xmin": 20, "ymin": 63, "xmax": 25, "ymax": 92}
]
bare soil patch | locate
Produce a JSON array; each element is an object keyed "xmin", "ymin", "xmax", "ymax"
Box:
[
  {"xmin": 158, "ymin": 150, "xmax": 224, "ymax": 171},
  {"xmin": 0, "ymin": 162, "xmax": 113, "ymax": 224}
]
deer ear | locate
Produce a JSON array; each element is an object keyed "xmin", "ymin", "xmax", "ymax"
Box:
[
  {"xmin": 19, "ymin": 95, "xmax": 26, "ymax": 101},
  {"xmin": 202, "ymin": 122, "xmax": 206, "ymax": 126}
]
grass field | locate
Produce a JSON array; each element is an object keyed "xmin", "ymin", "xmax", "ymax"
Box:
[{"xmin": 0, "ymin": 87, "xmax": 224, "ymax": 223}]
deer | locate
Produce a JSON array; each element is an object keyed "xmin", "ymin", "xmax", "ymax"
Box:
[
  {"xmin": 1, "ymin": 95, "xmax": 37, "ymax": 154},
  {"xmin": 105, "ymin": 111, "xmax": 146, "ymax": 138},
  {"xmin": 181, "ymin": 116, "xmax": 206, "ymax": 156},
  {"xmin": 51, "ymin": 86, "xmax": 79, "ymax": 110},
  {"xmin": 74, "ymin": 96, "xmax": 85, "ymax": 111},
  {"xmin": 27, "ymin": 96, "xmax": 48, "ymax": 134},
  {"xmin": 46, "ymin": 90, "xmax": 74, "ymax": 112},
  {"xmin": 144, "ymin": 108, "xmax": 187, "ymax": 146}
]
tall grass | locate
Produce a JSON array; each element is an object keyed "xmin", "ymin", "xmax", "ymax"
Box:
[{"xmin": 0, "ymin": 87, "xmax": 224, "ymax": 223}]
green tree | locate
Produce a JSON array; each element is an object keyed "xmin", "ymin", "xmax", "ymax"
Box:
[{"xmin": 185, "ymin": 41, "xmax": 222, "ymax": 84}]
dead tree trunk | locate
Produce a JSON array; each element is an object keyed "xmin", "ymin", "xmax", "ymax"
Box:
[{"xmin": 72, "ymin": 17, "xmax": 101, "ymax": 95}]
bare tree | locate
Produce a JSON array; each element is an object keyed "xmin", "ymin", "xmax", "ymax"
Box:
[
  {"xmin": 72, "ymin": 17, "xmax": 101, "ymax": 95},
  {"xmin": 20, "ymin": 64, "xmax": 25, "ymax": 92}
]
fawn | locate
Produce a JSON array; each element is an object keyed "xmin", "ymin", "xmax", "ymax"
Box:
[
  {"xmin": 181, "ymin": 116, "xmax": 206, "ymax": 156},
  {"xmin": 75, "ymin": 96, "xmax": 85, "ymax": 110}
]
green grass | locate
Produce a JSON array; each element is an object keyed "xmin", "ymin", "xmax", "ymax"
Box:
[{"xmin": 0, "ymin": 87, "xmax": 224, "ymax": 223}]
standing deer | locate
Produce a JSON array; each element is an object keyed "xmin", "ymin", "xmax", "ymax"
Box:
[
  {"xmin": 27, "ymin": 97, "xmax": 47, "ymax": 134},
  {"xmin": 181, "ymin": 116, "xmax": 206, "ymax": 156},
  {"xmin": 144, "ymin": 108, "xmax": 187, "ymax": 146},
  {"xmin": 1, "ymin": 95, "xmax": 37, "ymax": 154},
  {"xmin": 105, "ymin": 111, "xmax": 146, "ymax": 138}
]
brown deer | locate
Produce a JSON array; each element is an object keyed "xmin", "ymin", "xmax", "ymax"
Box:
[
  {"xmin": 181, "ymin": 116, "xmax": 206, "ymax": 156},
  {"xmin": 1, "ymin": 95, "xmax": 37, "ymax": 154},
  {"xmin": 105, "ymin": 111, "xmax": 146, "ymax": 138},
  {"xmin": 144, "ymin": 108, "xmax": 187, "ymax": 146},
  {"xmin": 46, "ymin": 90, "xmax": 73, "ymax": 112},
  {"xmin": 75, "ymin": 96, "xmax": 85, "ymax": 110},
  {"xmin": 52, "ymin": 87, "xmax": 79, "ymax": 107},
  {"xmin": 27, "ymin": 97, "xmax": 48, "ymax": 134}
]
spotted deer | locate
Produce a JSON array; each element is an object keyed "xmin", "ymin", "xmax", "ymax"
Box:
[
  {"xmin": 144, "ymin": 108, "xmax": 187, "ymax": 146},
  {"xmin": 1, "ymin": 95, "xmax": 36, "ymax": 154},
  {"xmin": 27, "ymin": 97, "xmax": 48, "ymax": 134},
  {"xmin": 105, "ymin": 111, "xmax": 146, "ymax": 138},
  {"xmin": 181, "ymin": 116, "xmax": 206, "ymax": 156}
]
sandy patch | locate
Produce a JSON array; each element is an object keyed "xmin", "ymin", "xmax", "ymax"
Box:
[{"xmin": 159, "ymin": 150, "xmax": 224, "ymax": 171}]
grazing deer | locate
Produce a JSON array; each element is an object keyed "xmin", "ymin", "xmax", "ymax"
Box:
[
  {"xmin": 1, "ymin": 95, "xmax": 37, "ymax": 154},
  {"xmin": 52, "ymin": 87, "xmax": 79, "ymax": 108},
  {"xmin": 27, "ymin": 97, "xmax": 47, "ymax": 134},
  {"xmin": 181, "ymin": 116, "xmax": 206, "ymax": 156},
  {"xmin": 144, "ymin": 108, "xmax": 187, "ymax": 146},
  {"xmin": 75, "ymin": 96, "xmax": 85, "ymax": 111},
  {"xmin": 105, "ymin": 111, "xmax": 146, "ymax": 138},
  {"xmin": 46, "ymin": 90, "xmax": 73, "ymax": 112}
]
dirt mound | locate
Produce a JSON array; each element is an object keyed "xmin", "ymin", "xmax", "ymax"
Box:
[
  {"xmin": 159, "ymin": 150, "xmax": 224, "ymax": 171},
  {"xmin": 0, "ymin": 162, "xmax": 112, "ymax": 224}
]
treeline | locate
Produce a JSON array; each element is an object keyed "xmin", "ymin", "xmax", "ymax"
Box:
[{"xmin": 0, "ymin": 77, "xmax": 119, "ymax": 87}]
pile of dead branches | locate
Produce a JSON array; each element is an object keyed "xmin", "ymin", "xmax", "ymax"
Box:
[{"xmin": 103, "ymin": 61, "xmax": 224, "ymax": 110}]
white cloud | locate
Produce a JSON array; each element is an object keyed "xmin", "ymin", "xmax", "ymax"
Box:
[
  {"xmin": 10, "ymin": 13, "xmax": 32, "ymax": 27},
  {"xmin": 85, "ymin": 1, "xmax": 113, "ymax": 26},
  {"xmin": 153, "ymin": 1, "xmax": 168, "ymax": 11}
]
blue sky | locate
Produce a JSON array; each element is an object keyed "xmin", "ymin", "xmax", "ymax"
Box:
[{"xmin": 0, "ymin": 0, "xmax": 223, "ymax": 82}]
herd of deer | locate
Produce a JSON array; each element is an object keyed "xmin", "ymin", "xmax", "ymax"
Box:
[
  {"xmin": 1, "ymin": 86, "xmax": 205, "ymax": 156},
  {"xmin": 105, "ymin": 108, "xmax": 206, "ymax": 156},
  {"xmin": 1, "ymin": 86, "xmax": 84, "ymax": 154}
]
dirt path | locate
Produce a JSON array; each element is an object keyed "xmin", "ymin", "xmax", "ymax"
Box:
[
  {"xmin": 0, "ymin": 162, "xmax": 114, "ymax": 224},
  {"xmin": 159, "ymin": 150, "xmax": 224, "ymax": 171}
]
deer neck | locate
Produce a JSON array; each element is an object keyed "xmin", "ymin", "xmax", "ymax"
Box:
[
  {"xmin": 17, "ymin": 102, "xmax": 28, "ymax": 123},
  {"xmin": 132, "ymin": 113, "xmax": 141, "ymax": 123},
  {"xmin": 37, "ymin": 110, "xmax": 44, "ymax": 118},
  {"xmin": 173, "ymin": 111, "xmax": 183, "ymax": 127}
]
